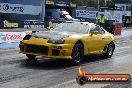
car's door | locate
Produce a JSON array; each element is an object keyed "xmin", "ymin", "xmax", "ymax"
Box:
[
  {"xmin": 88, "ymin": 24, "xmax": 104, "ymax": 53},
  {"xmin": 97, "ymin": 26, "xmax": 108, "ymax": 51}
]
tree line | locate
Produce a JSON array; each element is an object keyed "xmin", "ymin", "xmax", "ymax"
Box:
[{"xmin": 75, "ymin": 0, "xmax": 132, "ymax": 8}]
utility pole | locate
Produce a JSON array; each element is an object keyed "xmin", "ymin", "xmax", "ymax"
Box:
[
  {"xmin": 41, "ymin": 0, "xmax": 45, "ymax": 21},
  {"xmin": 105, "ymin": 0, "xmax": 106, "ymax": 6},
  {"xmin": 98, "ymin": 0, "xmax": 100, "ymax": 10}
]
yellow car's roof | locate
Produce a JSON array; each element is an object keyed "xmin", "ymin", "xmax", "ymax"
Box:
[
  {"xmin": 64, "ymin": 21, "xmax": 96, "ymax": 28},
  {"xmin": 80, "ymin": 22, "xmax": 89, "ymax": 24},
  {"xmin": 80, "ymin": 22, "xmax": 95, "ymax": 26}
]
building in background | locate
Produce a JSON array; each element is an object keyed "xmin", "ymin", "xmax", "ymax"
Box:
[
  {"xmin": 0, "ymin": 0, "xmax": 77, "ymax": 29},
  {"xmin": 115, "ymin": 2, "xmax": 131, "ymax": 16},
  {"xmin": 115, "ymin": 2, "xmax": 131, "ymax": 26},
  {"xmin": 0, "ymin": 0, "xmax": 45, "ymax": 29}
]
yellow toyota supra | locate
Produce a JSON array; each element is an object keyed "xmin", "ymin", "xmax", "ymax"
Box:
[{"xmin": 19, "ymin": 22, "xmax": 115, "ymax": 64}]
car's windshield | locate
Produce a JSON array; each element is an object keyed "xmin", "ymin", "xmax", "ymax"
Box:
[
  {"xmin": 52, "ymin": 23, "xmax": 89, "ymax": 34},
  {"xmin": 65, "ymin": 14, "xmax": 73, "ymax": 19}
]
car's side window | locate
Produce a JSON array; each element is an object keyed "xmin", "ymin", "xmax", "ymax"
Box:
[
  {"xmin": 99, "ymin": 26, "xmax": 105, "ymax": 34},
  {"xmin": 94, "ymin": 26, "xmax": 100, "ymax": 33},
  {"xmin": 90, "ymin": 24, "xmax": 96, "ymax": 31},
  {"xmin": 90, "ymin": 25, "xmax": 105, "ymax": 34}
]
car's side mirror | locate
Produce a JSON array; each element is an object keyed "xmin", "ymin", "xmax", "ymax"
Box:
[{"xmin": 90, "ymin": 31, "xmax": 99, "ymax": 36}]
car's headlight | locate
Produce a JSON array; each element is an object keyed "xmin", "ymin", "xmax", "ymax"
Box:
[{"xmin": 47, "ymin": 39, "xmax": 65, "ymax": 44}]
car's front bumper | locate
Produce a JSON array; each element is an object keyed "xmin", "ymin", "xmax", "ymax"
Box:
[{"xmin": 19, "ymin": 43, "xmax": 74, "ymax": 59}]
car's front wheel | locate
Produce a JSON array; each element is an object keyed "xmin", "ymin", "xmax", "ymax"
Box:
[
  {"xmin": 104, "ymin": 43, "xmax": 115, "ymax": 58},
  {"xmin": 72, "ymin": 43, "xmax": 84, "ymax": 65}
]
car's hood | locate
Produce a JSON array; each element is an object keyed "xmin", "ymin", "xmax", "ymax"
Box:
[{"xmin": 32, "ymin": 31, "xmax": 81, "ymax": 40}]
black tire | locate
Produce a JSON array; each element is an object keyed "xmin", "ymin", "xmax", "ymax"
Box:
[
  {"xmin": 26, "ymin": 54, "xmax": 36, "ymax": 62},
  {"xmin": 104, "ymin": 43, "xmax": 115, "ymax": 58},
  {"xmin": 71, "ymin": 43, "xmax": 84, "ymax": 65}
]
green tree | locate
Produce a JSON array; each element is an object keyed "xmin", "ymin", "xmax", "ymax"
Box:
[
  {"xmin": 112, "ymin": 0, "xmax": 131, "ymax": 3},
  {"xmin": 76, "ymin": 0, "xmax": 111, "ymax": 6},
  {"xmin": 75, "ymin": 0, "xmax": 104, "ymax": 8},
  {"xmin": 75, "ymin": 0, "xmax": 132, "ymax": 6}
]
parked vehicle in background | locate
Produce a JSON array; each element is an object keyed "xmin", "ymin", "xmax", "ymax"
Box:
[{"xmin": 45, "ymin": 9, "xmax": 80, "ymax": 27}]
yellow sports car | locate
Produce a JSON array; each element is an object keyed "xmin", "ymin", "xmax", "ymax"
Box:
[{"xmin": 19, "ymin": 22, "xmax": 115, "ymax": 64}]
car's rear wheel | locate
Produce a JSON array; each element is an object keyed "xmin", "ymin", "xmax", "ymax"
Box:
[
  {"xmin": 26, "ymin": 54, "xmax": 36, "ymax": 62},
  {"xmin": 72, "ymin": 43, "xmax": 84, "ymax": 65},
  {"xmin": 104, "ymin": 43, "xmax": 115, "ymax": 58}
]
